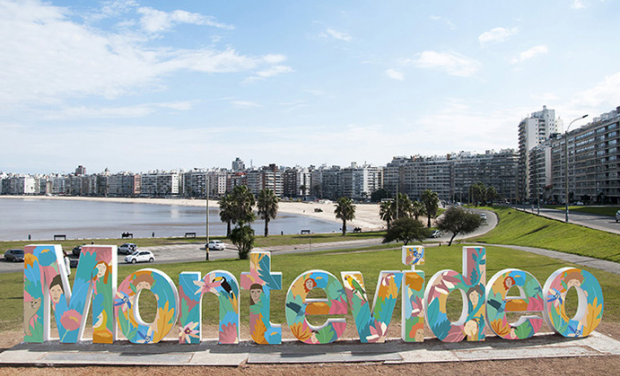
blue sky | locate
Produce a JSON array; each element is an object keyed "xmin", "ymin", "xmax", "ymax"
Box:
[{"xmin": 1, "ymin": 0, "xmax": 619, "ymax": 174}]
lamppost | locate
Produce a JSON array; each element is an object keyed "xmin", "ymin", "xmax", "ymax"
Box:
[
  {"xmin": 205, "ymin": 174, "xmax": 210, "ymax": 261},
  {"xmin": 565, "ymin": 114, "xmax": 589, "ymax": 222}
]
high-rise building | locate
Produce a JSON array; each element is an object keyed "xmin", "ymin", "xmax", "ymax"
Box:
[
  {"xmin": 518, "ymin": 106, "xmax": 560, "ymax": 201},
  {"xmin": 232, "ymin": 157, "xmax": 245, "ymax": 172}
]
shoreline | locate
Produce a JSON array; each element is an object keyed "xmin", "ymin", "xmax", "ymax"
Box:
[{"xmin": 0, "ymin": 195, "xmax": 385, "ymax": 231}]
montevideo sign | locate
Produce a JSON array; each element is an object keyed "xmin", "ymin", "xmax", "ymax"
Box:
[{"xmin": 22, "ymin": 245, "xmax": 604, "ymax": 345}]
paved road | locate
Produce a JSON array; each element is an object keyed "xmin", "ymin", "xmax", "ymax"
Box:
[{"xmin": 516, "ymin": 205, "xmax": 620, "ymax": 235}]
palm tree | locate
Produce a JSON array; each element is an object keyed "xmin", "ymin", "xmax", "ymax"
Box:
[
  {"xmin": 229, "ymin": 185, "xmax": 256, "ymax": 226},
  {"xmin": 334, "ymin": 197, "xmax": 356, "ymax": 236},
  {"xmin": 411, "ymin": 200, "xmax": 426, "ymax": 221},
  {"xmin": 379, "ymin": 200, "xmax": 395, "ymax": 229},
  {"xmin": 396, "ymin": 193, "xmax": 413, "ymax": 219},
  {"xmin": 421, "ymin": 189, "xmax": 439, "ymax": 228},
  {"xmin": 257, "ymin": 189, "xmax": 279, "ymax": 237},
  {"xmin": 218, "ymin": 194, "xmax": 234, "ymax": 237}
]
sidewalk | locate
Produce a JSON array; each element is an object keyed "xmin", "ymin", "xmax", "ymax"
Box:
[{"xmin": 1, "ymin": 332, "xmax": 619, "ymax": 367}]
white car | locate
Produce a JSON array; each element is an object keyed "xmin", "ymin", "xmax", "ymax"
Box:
[
  {"xmin": 480, "ymin": 213, "xmax": 487, "ymax": 220},
  {"xmin": 125, "ymin": 250, "xmax": 154, "ymax": 264},
  {"xmin": 616, "ymin": 210, "xmax": 620, "ymax": 223},
  {"xmin": 119, "ymin": 243, "xmax": 137, "ymax": 255},
  {"xmin": 430, "ymin": 230, "xmax": 443, "ymax": 238},
  {"xmin": 207, "ymin": 240, "xmax": 226, "ymax": 250}
]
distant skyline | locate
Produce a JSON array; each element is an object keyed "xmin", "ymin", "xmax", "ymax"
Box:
[{"xmin": 2, "ymin": 0, "xmax": 619, "ymax": 174}]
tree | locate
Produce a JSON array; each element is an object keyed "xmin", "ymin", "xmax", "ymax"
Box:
[
  {"xmin": 313, "ymin": 184, "xmax": 322, "ymax": 199},
  {"xmin": 486, "ymin": 186, "xmax": 498, "ymax": 205},
  {"xmin": 379, "ymin": 200, "xmax": 395, "ymax": 229},
  {"xmin": 230, "ymin": 224, "xmax": 255, "ymax": 259},
  {"xmin": 436, "ymin": 206, "xmax": 484, "ymax": 246},
  {"xmin": 382, "ymin": 217, "xmax": 429, "ymax": 245},
  {"xmin": 218, "ymin": 194, "xmax": 234, "ymax": 237},
  {"xmin": 421, "ymin": 189, "xmax": 439, "ymax": 228},
  {"xmin": 257, "ymin": 189, "xmax": 279, "ymax": 237},
  {"xmin": 411, "ymin": 200, "xmax": 426, "ymax": 221},
  {"xmin": 229, "ymin": 185, "xmax": 256, "ymax": 225},
  {"xmin": 371, "ymin": 188, "xmax": 390, "ymax": 202},
  {"xmin": 395, "ymin": 193, "xmax": 413, "ymax": 220},
  {"xmin": 299, "ymin": 185, "xmax": 307, "ymax": 198},
  {"xmin": 334, "ymin": 197, "xmax": 356, "ymax": 236}
]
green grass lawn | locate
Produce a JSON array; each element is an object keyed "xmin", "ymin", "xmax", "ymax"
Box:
[
  {"xmin": 1, "ymin": 231, "xmax": 386, "ymax": 254},
  {"xmin": 475, "ymin": 206, "xmax": 620, "ymax": 262},
  {"xmin": 544, "ymin": 205, "xmax": 620, "ymax": 217},
  {"xmin": 2, "ymin": 244, "xmax": 617, "ymax": 334}
]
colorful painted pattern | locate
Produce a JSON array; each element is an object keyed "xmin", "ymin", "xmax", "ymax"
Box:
[
  {"xmin": 543, "ymin": 267, "xmax": 604, "ymax": 337},
  {"xmin": 23, "ymin": 245, "xmax": 116, "ymax": 343},
  {"xmin": 178, "ymin": 270, "xmax": 240, "ymax": 344},
  {"xmin": 425, "ymin": 246, "xmax": 486, "ymax": 342},
  {"xmin": 341, "ymin": 271, "xmax": 402, "ymax": 343},
  {"xmin": 486, "ymin": 269, "xmax": 544, "ymax": 340},
  {"xmin": 240, "ymin": 251, "xmax": 283, "ymax": 344},
  {"xmin": 285, "ymin": 270, "xmax": 348, "ymax": 344},
  {"xmin": 402, "ymin": 245, "xmax": 426, "ymax": 342},
  {"xmin": 115, "ymin": 269, "xmax": 179, "ymax": 344}
]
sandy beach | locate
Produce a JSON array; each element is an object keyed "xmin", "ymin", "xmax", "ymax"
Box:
[{"xmin": 3, "ymin": 195, "xmax": 385, "ymax": 232}]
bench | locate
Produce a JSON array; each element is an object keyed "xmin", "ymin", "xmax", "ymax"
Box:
[
  {"xmin": 353, "ymin": 227, "xmax": 362, "ymax": 233},
  {"xmin": 300, "ymin": 229, "xmax": 311, "ymax": 235},
  {"xmin": 53, "ymin": 234, "xmax": 66, "ymax": 240},
  {"xmin": 184, "ymin": 232, "xmax": 196, "ymax": 238},
  {"xmin": 121, "ymin": 232, "xmax": 133, "ymax": 239}
]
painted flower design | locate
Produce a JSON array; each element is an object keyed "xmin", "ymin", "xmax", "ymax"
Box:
[
  {"xmin": 179, "ymin": 322, "xmax": 200, "ymax": 344},
  {"xmin": 137, "ymin": 327, "xmax": 154, "ymax": 344},
  {"xmin": 114, "ymin": 291, "xmax": 132, "ymax": 312},
  {"xmin": 60, "ymin": 309, "xmax": 82, "ymax": 331}
]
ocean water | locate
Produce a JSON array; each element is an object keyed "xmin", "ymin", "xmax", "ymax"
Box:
[{"xmin": 0, "ymin": 198, "xmax": 339, "ymax": 241}]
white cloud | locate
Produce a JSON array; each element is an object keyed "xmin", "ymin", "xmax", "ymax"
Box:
[
  {"xmin": 256, "ymin": 65, "xmax": 294, "ymax": 78},
  {"xmin": 570, "ymin": 0, "xmax": 588, "ymax": 10},
  {"xmin": 41, "ymin": 101, "xmax": 196, "ymax": 120},
  {"xmin": 0, "ymin": 1, "xmax": 286, "ymax": 109},
  {"xmin": 510, "ymin": 45, "xmax": 549, "ymax": 64},
  {"xmin": 429, "ymin": 16, "xmax": 456, "ymax": 30},
  {"xmin": 137, "ymin": 7, "xmax": 233, "ymax": 34},
  {"xmin": 385, "ymin": 69, "xmax": 404, "ymax": 81},
  {"xmin": 568, "ymin": 72, "xmax": 620, "ymax": 110},
  {"xmin": 231, "ymin": 100, "xmax": 261, "ymax": 108},
  {"xmin": 478, "ymin": 27, "xmax": 518, "ymax": 47},
  {"xmin": 320, "ymin": 28, "xmax": 352, "ymax": 42},
  {"xmin": 405, "ymin": 51, "xmax": 481, "ymax": 77}
]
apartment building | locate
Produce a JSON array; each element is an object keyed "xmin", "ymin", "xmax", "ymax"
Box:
[
  {"xmin": 518, "ymin": 106, "xmax": 561, "ymax": 201},
  {"xmin": 550, "ymin": 106, "xmax": 620, "ymax": 204},
  {"xmin": 140, "ymin": 171, "xmax": 179, "ymax": 197}
]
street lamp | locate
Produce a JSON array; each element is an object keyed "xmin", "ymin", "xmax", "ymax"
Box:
[
  {"xmin": 565, "ymin": 114, "xmax": 589, "ymax": 222},
  {"xmin": 206, "ymin": 174, "xmax": 210, "ymax": 260}
]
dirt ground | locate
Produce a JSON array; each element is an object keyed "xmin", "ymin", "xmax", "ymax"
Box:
[{"xmin": 1, "ymin": 322, "xmax": 619, "ymax": 375}]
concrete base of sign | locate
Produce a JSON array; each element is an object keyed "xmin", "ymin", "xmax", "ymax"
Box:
[{"xmin": 0, "ymin": 332, "xmax": 618, "ymax": 367}]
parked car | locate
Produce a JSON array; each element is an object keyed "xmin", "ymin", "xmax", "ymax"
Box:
[
  {"xmin": 119, "ymin": 243, "xmax": 137, "ymax": 255},
  {"xmin": 616, "ymin": 210, "xmax": 620, "ymax": 223},
  {"xmin": 430, "ymin": 230, "xmax": 443, "ymax": 238},
  {"xmin": 72, "ymin": 245, "xmax": 83, "ymax": 256},
  {"xmin": 124, "ymin": 250, "xmax": 155, "ymax": 264},
  {"xmin": 207, "ymin": 240, "xmax": 226, "ymax": 250},
  {"xmin": 4, "ymin": 249, "xmax": 24, "ymax": 262}
]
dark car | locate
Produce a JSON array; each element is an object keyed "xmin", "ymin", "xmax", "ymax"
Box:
[
  {"xmin": 4, "ymin": 249, "xmax": 24, "ymax": 262},
  {"xmin": 72, "ymin": 245, "xmax": 83, "ymax": 256}
]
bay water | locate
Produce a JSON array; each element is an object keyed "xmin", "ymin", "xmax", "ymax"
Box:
[{"xmin": 0, "ymin": 198, "xmax": 339, "ymax": 241}]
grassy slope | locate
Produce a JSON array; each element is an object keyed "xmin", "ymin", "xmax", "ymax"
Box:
[
  {"xmin": 475, "ymin": 206, "xmax": 620, "ymax": 262},
  {"xmin": 545, "ymin": 206, "xmax": 619, "ymax": 217}
]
